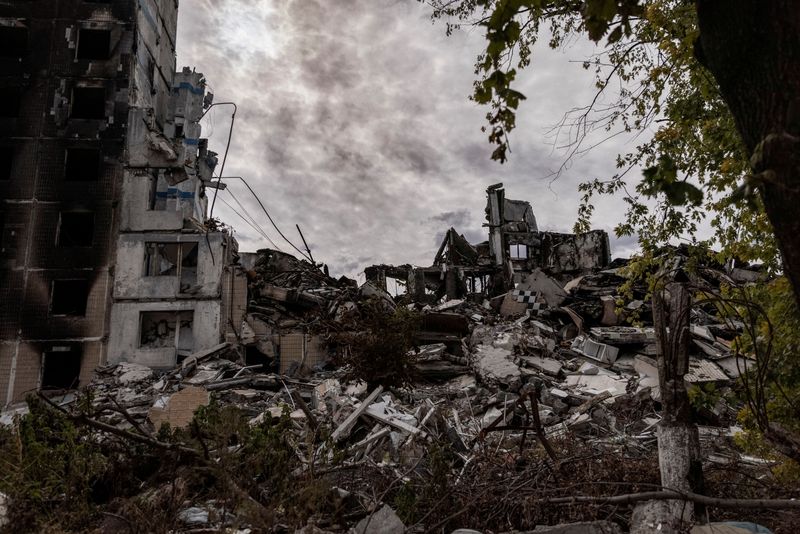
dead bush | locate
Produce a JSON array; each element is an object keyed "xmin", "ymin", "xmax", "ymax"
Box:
[{"xmin": 329, "ymin": 298, "xmax": 421, "ymax": 388}]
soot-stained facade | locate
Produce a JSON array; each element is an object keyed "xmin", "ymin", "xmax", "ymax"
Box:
[{"xmin": 0, "ymin": 0, "xmax": 245, "ymax": 405}]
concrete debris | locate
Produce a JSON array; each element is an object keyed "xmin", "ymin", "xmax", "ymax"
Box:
[
  {"xmin": 0, "ymin": 184, "xmax": 778, "ymax": 532},
  {"xmin": 178, "ymin": 506, "xmax": 210, "ymax": 526},
  {"xmin": 354, "ymin": 504, "xmax": 405, "ymax": 534},
  {"xmin": 473, "ymin": 345, "xmax": 521, "ymax": 389},
  {"xmin": 116, "ymin": 362, "xmax": 154, "ymax": 385},
  {"xmin": 571, "ymin": 335, "xmax": 620, "ymax": 364},
  {"xmin": 524, "ymin": 521, "xmax": 624, "ymax": 533}
]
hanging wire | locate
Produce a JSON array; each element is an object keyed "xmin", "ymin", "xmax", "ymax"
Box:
[
  {"xmin": 223, "ymin": 188, "xmax": 283, "ymax": 252},
  {"xmin": 215, "ymin": 176, "xmax": 313, "ymax": 262},
  {"xmin": 216, "ymin": 194, "xmax": 280, "ymax": 251}
]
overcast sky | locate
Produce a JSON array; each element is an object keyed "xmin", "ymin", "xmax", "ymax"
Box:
[{"xmin": 176, "ymin": 0, "xmax": 642, "ymax": 277}]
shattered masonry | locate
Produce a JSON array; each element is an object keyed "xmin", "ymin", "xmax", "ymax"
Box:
[
  {"xmin": 0, "ymin": 0, "xmax": 246, "ymax": 403},
  {"xmin": 365, "ymin": 183, "xmax": 611, "ymax": 301}
]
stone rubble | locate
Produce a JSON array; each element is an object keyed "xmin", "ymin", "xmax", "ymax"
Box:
[{"xmin": 0, "ymin": 245, "xmax": 780, "ymax": 533}]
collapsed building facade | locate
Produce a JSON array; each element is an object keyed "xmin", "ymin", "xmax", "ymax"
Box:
[
  {"xmin": 365, "ymin": 183, "xmax": 611, "ymax": 300},
  {"xmin": 0, "ymin": 0, "xmax": 245, "ymax": 404}
]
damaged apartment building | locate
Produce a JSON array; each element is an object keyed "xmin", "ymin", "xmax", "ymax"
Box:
[
  {"xmin": 365, "ymin": 183, "xmax": 611, "ymax": 300},
  {"xmin": 0, "ymin": 0, "xmax": 246, "ymax": 405}
]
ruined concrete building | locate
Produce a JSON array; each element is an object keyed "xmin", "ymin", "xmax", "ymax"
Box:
[
  {"xmin": 0, "ymin": 0, "xmax": 246, "ymax": 405},
  {"xmin": 366, "ymin": 183, "xmax": 611, "ymax": 300}
]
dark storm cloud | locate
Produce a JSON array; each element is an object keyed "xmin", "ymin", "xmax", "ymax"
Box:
[{"xmin": 177, "ymin": 0, "xmax": 648, "ymax": 276}]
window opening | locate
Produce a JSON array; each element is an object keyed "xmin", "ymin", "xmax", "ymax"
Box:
[
  {"xmin": 139, "ymin": 310, "xmax": 194, "ymax": 350},
  {"xmin": 180, "ymin": 242, "xmax": 198, "ymax": 288},
  {"xmin": 50, "ymin": 279, "xmax": 89, "ymax": 316},
  {"xmin": 0, "ymin": 146, "xmax": 12, "ymax": 180},
  {"xmin": 144, "ymin": 242, "xmax": 199, "ymax": 287},
  {"xmin": 0, "ymin": 88, "xmax": 21, "ymax": 118},
  {"xmin": 57, "ymin": 211, "xmax": 94, "ymax": 247},
  {"xmin": 0, "ymin": 26, "xmax": 27, "ymax": 58},
  {"xmin": 509, "ymin": 244, "xmax": 528, "ymax": 260},
  {"xmin": 41, "ymin": 346, "xmax": 82, "ymax": 390},
  {"xmin": 76, "ymin": 28, "xmax": 111, "ymax": 60},
  {"xmin": 71, "ymin": 87, "xmax": 105, "ymax": 119},
  {"xmin": 64, "ymin": 148, "xmax": 100, "ymax": 181}
]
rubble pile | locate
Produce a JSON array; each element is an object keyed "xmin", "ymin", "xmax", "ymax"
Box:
[{"xmin": 2, "ymin": 244, "xmax": 796, "ymax": 532}]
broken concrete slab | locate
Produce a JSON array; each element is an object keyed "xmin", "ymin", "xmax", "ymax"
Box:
[
  {"xmin": 365, "ymin": 396, "xmax": 424, "ymax": 437},
  {"xmin": 571, "ymin": 335, "xmax": 620, "ymax": 364},
  {"xmin": 565, "ymin": 368, "xmax": 628, "ymax": 398},
  {"xmin": 472, "ymin": 345, "xmax": 522, "ymax": 389},
  {"xmin": 435, "ymin": 299, "xmax": 465, "ymax": 311},
  {"xmin": 634, "ymin": 355, "xmax": 661, "ymax": 401},
  {"xmin": 354, "ymin": 504, "xmax": 405, "ymax": 534},
  {"xmin": 519, "ymin": 355, "xmax": 563, "ymax": 376},
  {"xmin": 417, "ymin": 343, "xmax": 447, "ymax": 361},
  {"xmin": 518, "ymin": 520, "xmax": 623, "ymax": 533},
  {"xmin": 116, "ymin": 363, "xmax": 154, "ymax": 385},
  {"xmin": 589, "ymin": 326, "xmax": 656, "ymax": 345}
]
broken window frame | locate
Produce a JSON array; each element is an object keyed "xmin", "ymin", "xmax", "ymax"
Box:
[
  {"xmin": 143, "ymin": 241, "xmax": 199, "ymax": 288},
  {"xmin": 41, "ymin": 346, "xmax": 82, "ymax": 390},
  {"xmin": 138, "ymin": 310, "xmax": 194, "ymax": 351}
]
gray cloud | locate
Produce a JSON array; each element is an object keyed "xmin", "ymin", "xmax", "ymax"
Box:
[{"xmin": 177, "ymin": 0, "xmax": 654, "ymax": 277}]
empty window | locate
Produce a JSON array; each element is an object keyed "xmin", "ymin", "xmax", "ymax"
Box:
[
  {"xmin": 50, "ymin": 279, "xmax": 89, "ymax": 316},
  {"xmin": 144, "ymin": 242, "xmax": 199, "ymax": 288},
  {"xmin": 0, "ymin": 87, "xmax": 21, "ymax": 118},
  {"xmin": 0, "ymin": 26, "xmax": 27, "ymax": 58},
  {"xmin": 64, "ymin": 148, "xmax": 100, "ymax": 181},
  {"xmin": 76, "ymin": 28, "xmax": 111, "ymax": 60},
  {"xmin": 509, "ymin": 244, "xmax": 528, "ymax": 260},
  {"xmin": 0, "ymin": 146, "xmax": 12, "ymax": 180},
  {"xmin": 41, "ymin": 347, "xmax": 82, "ymax": 390},
  {"xmin": 139, "ymin": 310, "xmax": 194, "ymax": 350},
  {"xmin": 71, "ymin": 87, "xmax": 105, "ymax": 119},
  {"xmin": 57, "ymin": 211, "xmax": 94, "ymax": 247}
]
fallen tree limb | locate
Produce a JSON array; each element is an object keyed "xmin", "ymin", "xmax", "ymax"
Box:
[
  {"xmin": 543, "ymin": 490, "xmax": 800, "ymax": 509},
  {"xmin": 38, "ymin": 392, "xmax": 200, "ymax": 457}
]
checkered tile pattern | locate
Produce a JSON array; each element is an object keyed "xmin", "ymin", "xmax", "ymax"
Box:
[{"xmin": 512, "ymin": 290, "xmax": 544, "ymax": 314}]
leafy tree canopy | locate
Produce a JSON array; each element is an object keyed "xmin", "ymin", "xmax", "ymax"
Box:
[{"xmin": 422, "ymin": 0, "xmax": 778, "ymax": 268}]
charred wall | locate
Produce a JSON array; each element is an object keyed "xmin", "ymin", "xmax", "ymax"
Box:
[{"xmin": 0, "ymin": 0, "xmax": 176, "ymax": 404}]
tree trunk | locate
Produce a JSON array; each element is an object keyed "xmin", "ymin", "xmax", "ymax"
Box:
[
  {"xmin": 632, "ymin": 279, "xmax": 703, "ymax": 532},
  {"xmin": 695, "ymin": 0, "xmax": 800, "ymax": 306}
]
